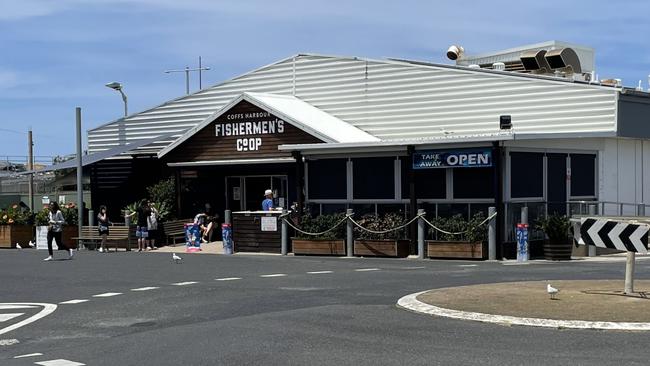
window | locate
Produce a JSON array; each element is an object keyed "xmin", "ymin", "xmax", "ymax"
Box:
[
  {"xmin": 307, "ymin": 159, "xmax": 347, "ymax": 199},
  {"xmin": 510, "ymin": 152, "xmax": 543, "ymax": 198},
  {"xmin": 570, "ymin": 154, "xmax": 596, "ymax": 197},
  {"xmin": 453, "ymin": 167, "xmax": 494, "ymax": 199},
  {"xmin": 401, "ymin": 158, "xmax": 446, "ymax": 199},
  {"xmin": 353, "ymin": 157, "xmax": 395, "ymax": 199}
]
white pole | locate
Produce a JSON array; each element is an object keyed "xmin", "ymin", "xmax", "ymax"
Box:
[{"xmin": 624, "ymin": 252, "xmax": 635, "ymax": 294}]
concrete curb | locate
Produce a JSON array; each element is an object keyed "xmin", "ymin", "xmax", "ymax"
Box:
[{"xmin": 397, "ymin": 291, "xmax": 650, "ymax": 331}]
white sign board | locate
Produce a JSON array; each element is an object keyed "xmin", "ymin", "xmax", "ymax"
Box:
[
  {"xmin": 36, "ymin": 226, "xmax": 57, "ymax": 250},
  {"xmin": 260, "ymin": 216, "xmax": 277, "ymax": 232}
]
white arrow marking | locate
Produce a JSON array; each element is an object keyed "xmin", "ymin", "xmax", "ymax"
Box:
[
  {"xmin": 586, "ymin": 219, "xmax": 608, "ymax": 248},
  {"xmin": 0, "ymin": 303, "xmax": 57, "ymax": 336},
  {"xmin": 607, "ymin": 223, "xmax": 628, "ymax": 251},
  {"xmin": 629, "ymin": 225, "xmax": 649, "ymax": 254},
  {"xmin": 0, "ymin": 313, "xmax": 24, "ymax": 322},
  {"xmin": 35, "ymin": 359, "xmax": 86, "ymax": 366}
]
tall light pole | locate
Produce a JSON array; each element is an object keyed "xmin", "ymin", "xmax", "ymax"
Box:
[
  {"xmin": 105, "ymin": 82, "xmax": 128, "ymax": 117},
  {"xmin": 164, "ymin": 56, "xmax": 210, "ymax": 95}
]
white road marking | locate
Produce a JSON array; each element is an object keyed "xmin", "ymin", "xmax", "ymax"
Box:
[
  {"xmin": 131, "ymin": 287, "xmax": 160, "ymax": 291},
  {"xmin": 401, "ymin": 266, "xmax": 425, "ymax": 270},
  {"xmin": 260, "ymin": 274, "xmax": 287, "ymax": 278},
  {"xmin": 0, "ymin": 303, "xmax": 57, "ymax": 336},
  {"xmin": 0, "ymin": 313, "xmax": 24, "ymax": 322},
  {"xmin": 0, "ymin": 338, "xmax": 19, "ymax": 345},
  {"xmin": 458, "ymin": 264, "xmax": 478, "ymax": 267},
  {"xmin": 354, "ymin": 268, "xmax": 380, "ymax": 272},
  {"xmin": 35, "ymin": 359, "xmax": 86, "ymax": 366},
  {"xmin": 13, "ymin": 353, "xmax": 43, "ymax": 358},
  {"xmin": 59, "ymin": 300, "xmax": 88, "ymax": 305},
  {"xmin": 307, "ymin": 271, "xmax": 333, "ymax": 274},
  {"xmin": 215, "ymin": 277, "xmax": 242, "ymax": 281},
  {"xmin": 0, "ymin": 305, "xmax": 36, "ymax": 310},
  {"xmin": 171, "ymin": 281, "xmax": 199, "ymax": 286},
  {"xmin": 92, "ymin": 293, "xmax": 122, "ymax": 298}
]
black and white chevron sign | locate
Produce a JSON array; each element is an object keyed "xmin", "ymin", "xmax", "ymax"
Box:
[{"xmin": 576, "ymin": 218, "xmax": 649, "ymax": 254}]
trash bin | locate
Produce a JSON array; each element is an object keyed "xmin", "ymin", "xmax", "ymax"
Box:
[
  {"xmin": 185, "ymin": 223, "xmax": 201, "ymax": 252},
  {"xmin": 222, "ymin": 223, "xmax": 233, "ymax": 255}
]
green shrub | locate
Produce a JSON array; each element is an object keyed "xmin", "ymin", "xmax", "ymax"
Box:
[
  {"xmin": 297, "ymin": 213, "xmax": 347, "ymax": 240},
  {"xmin": 35, "ymin": 208, "xmax": 49, "ymax": 226},
  {"xmin": 536, "ymin": 214, "xmax": 571, "ymax": 243},
  {"xmin": 429, "ymin": 212, "xmax": 488, "ymax": 242},
  {"xmin": 146, "ymin": 177, "xmax": 176, "ymax": 220},
  {"xmin": 354, "ymin": 212, "xmax": 407, "ymax": 240}
]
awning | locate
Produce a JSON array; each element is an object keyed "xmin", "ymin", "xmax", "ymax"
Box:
[{"xmin": 167, "ymin": 157, "xmax": 296, "ymax": 167}]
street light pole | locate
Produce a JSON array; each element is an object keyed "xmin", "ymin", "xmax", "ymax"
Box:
[{"xmin": 105, "ymin": 82, "xmax": 128, "ymax": 117}]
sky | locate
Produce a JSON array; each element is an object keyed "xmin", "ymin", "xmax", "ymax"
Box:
[{"xmin": 1, "ymin": 0, "xmax": 650, "ymax": 160}]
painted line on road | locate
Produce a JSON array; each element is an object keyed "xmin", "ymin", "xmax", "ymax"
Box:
[
  {"xmin": 13, "ymin": 353, "xmax": 43, "ymax": 358},
  {"xmin": 92, "ymin": 293, "xmax": 122, "ymax": 298},
  {"xmin": 354, "ymin": 268, "xmax": 380, "ymax": 272},
  {"xmin": 0, "ymin": 305, "xmax": 37, "ymax": 310},
  {"xmin": 131, "ymin": 287, "xmax": 160, "ymax": 291},
  {"xmin": 458, "ymin": 264, "xmax": 478, "ymax": 268},
  {"xmin": 307, "ymin": 271, "xmax": 333, "ymax": 274},
  {"xmin": 401, "ymin": 266, "xmax": 426, "ymax": 270},
  {"xmin": 171, "ymin": 281, "xmax": 199, "ymax": 286},
  {"xmin": 35, "ymin": 359, "xmax": 86, "ymax": 366},
  {"xmin": 215, "ymin": 277, "xmax": 242, "ymax": 281},
  {"xmin": 260, "ymin": 274, "xmax": 287, "ymax": 278},
  {"xmin": 59, "ymin": 300, "xmax": 88, "ymax": 305},
  {"xmin": 0, "ymin": 313, "xmax": 24, "ymax": 322},
  {"xmin": 0, "ymin": 303, "xmax": 57, "ymax": 336}
]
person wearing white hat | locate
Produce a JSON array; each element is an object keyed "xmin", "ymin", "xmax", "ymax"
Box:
[{"xmin": 262, "ymin": 189, "xmax": 274, "ymax": 211}]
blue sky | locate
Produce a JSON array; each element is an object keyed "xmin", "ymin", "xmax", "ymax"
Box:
[{"xmin": 1, "ymin": 0, "xmax": 649, "ymax": 159}]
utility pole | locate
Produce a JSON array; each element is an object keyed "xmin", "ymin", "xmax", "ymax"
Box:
[
  {"xmin": 164, "ymin": 56, "xmax": 210, "ymax": 94},
  {"xmin": 28, "ymin": 128, "xmax": 34, "ymax": 211},
  {"xmin": 76, "ymin": 107, "xmax": 83, "ymax": 250}
]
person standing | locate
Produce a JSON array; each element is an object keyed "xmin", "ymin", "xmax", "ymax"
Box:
[
  {"xmin": 43, "ymin": 201, "xmax": 73, "ymax": 261},
  {"xmin": 146, "ymin": 202, "xmax": 158, "ymax": 250},
  {"xmin": 262, "ymin": 189, "xmax": 274, "ymax": 211},
  {"xmin": 97, "ymin": 205, "xmax": 112, "ymax": 253},
  {"xmin": 126, "ymin": 200, "xmax": 150, "ymax": 252}
]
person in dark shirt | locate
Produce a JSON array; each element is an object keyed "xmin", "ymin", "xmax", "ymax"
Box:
[{"xmin": 126, "ymin": 200, "xmax": 151, "ymax": 252}]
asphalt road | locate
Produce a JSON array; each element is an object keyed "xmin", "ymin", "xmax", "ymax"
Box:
[{"xmin": 1, "ymin": 250, "xmax": 649, "ymax": 365}]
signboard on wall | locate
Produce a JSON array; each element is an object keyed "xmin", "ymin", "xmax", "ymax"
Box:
[
  {"xmin": 413, "ymin": 149, "xmax": 492, "ymax": 169},
  {"xmin": 261, "ymin": 216, "xmax": 278, "ymax": 232}
]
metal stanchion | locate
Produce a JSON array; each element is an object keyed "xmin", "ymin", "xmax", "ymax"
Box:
[
  {"xmin": 588, "ymin": 205, "xmax": 596, "ymax": 257},
  {"xmin": 625, "ymin": 252, "xmax": 636, "ymax": 294},
  {"xmin": 417, "ymin": 209, "xmax": 425, "ymax": 259},
  {"xmin": 281, "ymin": 209, "xmax": 288, "ymax": 256},
  {"xmin": 124, "ymin": 210, "xmax": 131, "ymax": 251},
  {"xmin": 346, "ymin": 209, "xmax": 354, "ymax": 257},
  {"xmin": 88, "ymin": 209, "xmax": 95, "ymax": 226},
  {"xmin": 488, "ymin": 207, "xmax": 496, "ymax": 260}
]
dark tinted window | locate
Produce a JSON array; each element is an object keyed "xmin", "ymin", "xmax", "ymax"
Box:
[
  {"xmin": 353, "ymin": 157, "xmax": 395, "ymax": 199},
  {"xmin": 571, "ymin": 154, "xmax": 596, "ymax": 196},
  {"xmin": 401, "ymin": 158, "xmax": 446, "ymax": 199},
  {"xmin": 510, "ymin": 152, "xmax": 543, "ymax": 198},
  {"xmin": 453, "ymin": 167, "xmax": 494, "ymax": 198},
  {"xmin": 307, "ymin": 159, "xmax": 347, "ymax": 199}
]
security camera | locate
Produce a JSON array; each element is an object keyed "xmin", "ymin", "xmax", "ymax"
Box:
[{"xmin": 446, "ymin": 45, "xmax": 464, "ymax": 61}]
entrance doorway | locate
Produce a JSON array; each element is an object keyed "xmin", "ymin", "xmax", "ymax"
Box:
[{"xmin": 226, "ymin": 175, "xmax": 288, "ymax": 211}]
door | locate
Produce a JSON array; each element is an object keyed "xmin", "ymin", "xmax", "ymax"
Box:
[
  {"xmin": 547, "ymin": 153, "xmax": 567, "ymax": 215},
  {"xmin": 226, "ymin": 177, "xmax": 243, "ymax": 211}
]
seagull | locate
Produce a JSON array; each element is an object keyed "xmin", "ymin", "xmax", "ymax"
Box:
[
  {"xmin": 28, "ymin": 240, "xmax": 35, "ymax": 248},
  {"xmin": 547, "ymin": 283, "xmax": 560, "ymax": 300},
  {"xmin": 172, "ymin": 253, "xmax": 182, "ymax": 263},
  {"xmin": 15, "ymin": 243, "xmax": 22, "ymax": 250}
]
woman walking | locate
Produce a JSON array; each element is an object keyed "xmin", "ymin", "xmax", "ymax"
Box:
[
  {"xmin": 97, "ymin": 205, "xmax": 112, "ymax": 253},
  {"xmin": 146, "ymin": 202, "xmax": 158, "ymax": 250},
  {"xmin": 43, "ymin": 201, "xmax": 73, "ymax": 261}
]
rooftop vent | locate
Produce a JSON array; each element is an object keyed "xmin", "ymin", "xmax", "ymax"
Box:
[
  {"xmin": 544, "ymin": 47, "xmax": 582, "ymax": 74},
  {"xmin": 446, "ymin": 45, "xmax": 465, "ymax": 60},
  {"xmin": 492, "ymin": 62, "xmax": 506, "ymax": 71},
  {"xmin": 520, "ymin": 50, "xmax": 552, "ymax": 74}
]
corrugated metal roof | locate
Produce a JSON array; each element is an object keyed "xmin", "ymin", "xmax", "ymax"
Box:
[
  {"xmin": 158, "ymin": 92, "xmax": 379, "ymax": 157},
  {"xmin": 88, "ymin": 53, "xmax": 619, "ymax": 155}
]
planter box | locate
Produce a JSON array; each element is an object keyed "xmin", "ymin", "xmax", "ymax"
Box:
[
  {"xmin": 0, "ymin": 225, "xmax": 33, "ymax": 249},
  {"xmin": 292, "ymin": 238, "xmax": 346, "ymax": 256},
  {"xmin": 543, "ymin": 240, "xmax": 572, "ymax": 260},
  {"xmin": 61, "ymin": 226, "xmax": 78, "ymax": 249},
  {"xmin": 427, "ymin": 240, "xmax": 485, "ymax": 259},
  {"xmin": 35, "ymin": 226, "xmax": 78, "ymax": 249},
  {"xmin": 354, "ymin": 239, "xmax": 410, "ymax": 257}
]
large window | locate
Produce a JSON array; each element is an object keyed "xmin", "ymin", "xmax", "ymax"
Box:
[
  {"xmin": 453, "ymin": 167, "xmax": 493, "ymax": 199},
  {"xmin": 353, "ymin": 157, "xmax": 395, "ymax": 199},
  {"xmin": 570, "ymin": 154, "xmax": 596, "ymax": 197},
  {"xmin": 401, "ymin": 158, "xmax": 446, "ymax": 199},
  {"xmin": 307, "ymin": 159, "xmax": 347, "ymax": 199},
  {"xmin": 510, "ymin": 152, "xmax": 544, "ymax": 198}
]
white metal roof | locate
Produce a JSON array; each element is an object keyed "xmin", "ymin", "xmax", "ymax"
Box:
[
  {"xmin": 89, "ymin": 53, "xmax": 619, "ymax": 156},
  {"xmin": 157, "ymin": 92, "xmax": 378, "ymax": 158}
]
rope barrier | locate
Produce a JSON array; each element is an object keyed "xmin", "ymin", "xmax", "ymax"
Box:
[
  {"xmin": 348, "ymin": 213, "xmax": 423, "ymax": 235},
  {"xmin": 280, "ymin": 214, "xmax": 351, "ymax": 237},
  {"xmin": 420, "ymin": 212, "xmax": 497, "ymax": 236}
]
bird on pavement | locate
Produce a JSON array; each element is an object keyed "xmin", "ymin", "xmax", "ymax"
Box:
[
  {"xmin": 15, "ymin": 243, "xmax": 22, "ymax": 250},
  {"xmin": 28, "ymin": 240, "xmax": 35, "ymax": 248},
  {"xmin": 547, "ymin": 283, "xmax": 560, "ymax": 300},
  {"xmin": 172, "ymin": 253, "xmax": 182, "ymax": 263}
]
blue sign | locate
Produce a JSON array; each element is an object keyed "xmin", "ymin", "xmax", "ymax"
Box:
[
  {"xmin": 516, "ymin": 224, "xmax": 529, "ymax": 262},
  {"xmin": 413, "ymin": 149, "xmax": 492, "ymax": 169}
]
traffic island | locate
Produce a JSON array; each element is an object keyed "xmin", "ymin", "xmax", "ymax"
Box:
[{"xmin": 397, "ymin": 280, "xmax": 650, "ymax": 331}]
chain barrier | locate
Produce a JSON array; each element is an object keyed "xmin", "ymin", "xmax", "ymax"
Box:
[
  {"xmin": 420, "ymin": 212, "xmax": 498, "ymax": 236},
  {"xmin": 279, "ymin": 214, "xmax": 351, "ymax": 237}
]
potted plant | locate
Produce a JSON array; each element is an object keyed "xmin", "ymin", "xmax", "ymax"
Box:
[
  {"xmin": 426, "ymin": 212, "xmax": 488, "ymax": 259},
  {"xmin": 292, "ymin": 213, "xmax": 347, "ymax": 255},
  {"xmin": 536, "ymin": 214, "xmax": 572, "ymax": 260},
  {"xmin": 353, "ymin": 212, "xmax": 410, "ymax": 257},
  {"xmin": 0, "ymin": 204, "xmax": 33, "ymax": 248},
  {"xmin": 60, "ymin": 202, "xmax": 79, "ymax": 248}
]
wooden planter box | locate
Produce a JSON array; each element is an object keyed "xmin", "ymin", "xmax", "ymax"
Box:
[
  {"xmin": 34, "ymin": 226, "xmax": 79, "ymax": 249},
  {"xmin": 427, "ymin": 240, "xmax": 485, "ymax": 259},
  {"xmin": 0, "ymin": 225, "xmax": 33, "ymax": 248},
  {"xmin": 292, "ymin": 238, "xmax": 346, "ymax": 256},
  {"xmin": 543, "ymin": 240, "xmax": 572, "ymax": 260},
  {"xmin": 61, "ymin": 226, "xmax": 78, "ymax": 249},
  {"xmin": 354, "ymin": 239, "xmax": 410, "ymax": 257}
]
